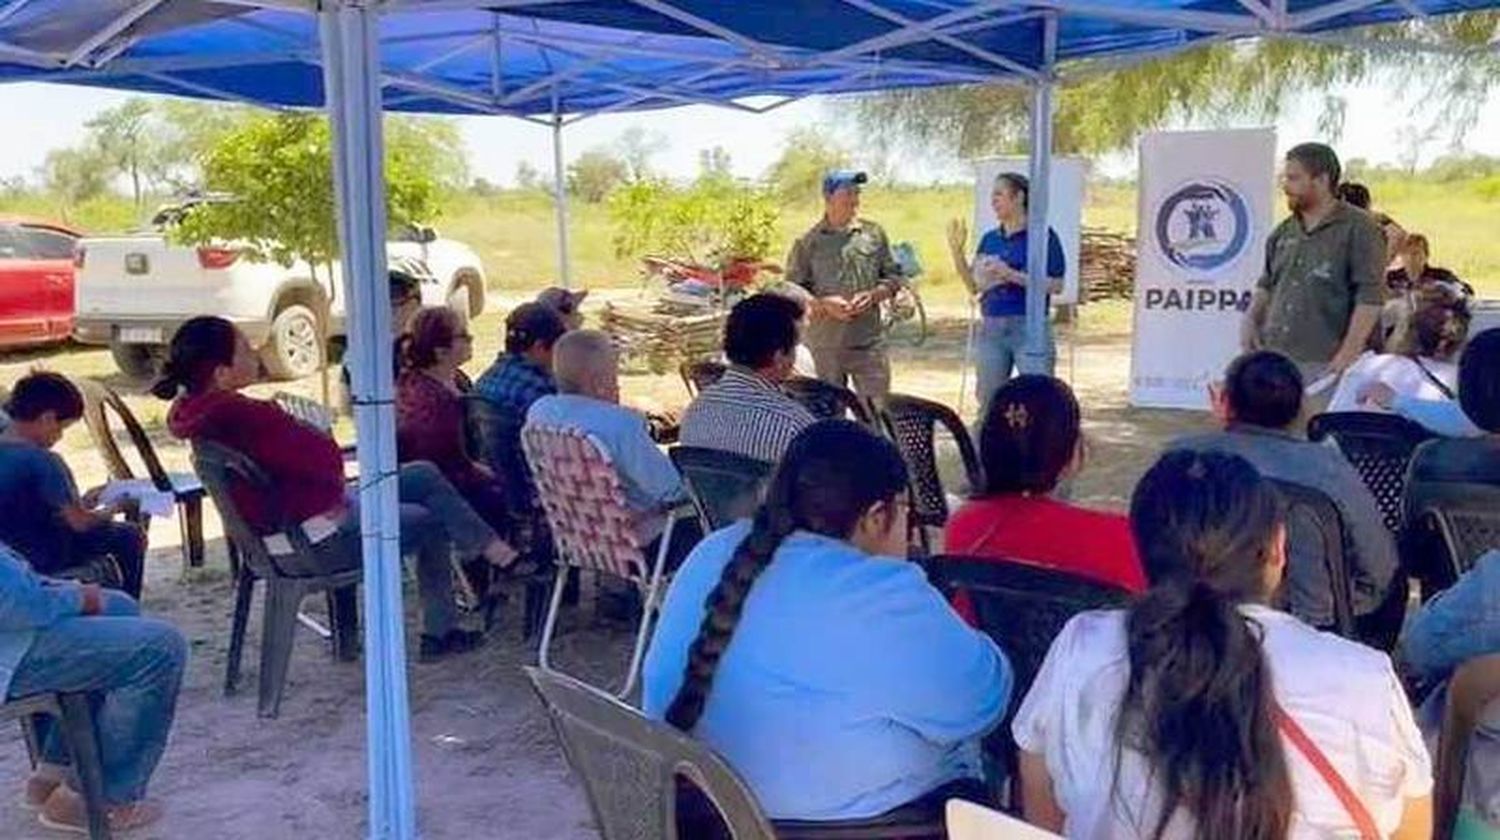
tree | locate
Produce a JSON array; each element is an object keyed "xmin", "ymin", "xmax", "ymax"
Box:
[
  {"xmin": 86, "ymin": 99, "xmax": 157, "ymax": 210},
  {"xmin": 515, "ymin": 160, "xmax": 542, "ymax": 191},
  {"xmin": 567, "ymin": 149, "xmax": 629, "ymax": 203},
  {"xmin": 849, "ymin": 15, "xmax": 1500, "ymax": 159},
  {"xmin": 39, "ymin": 146, "xmax": 111, "ymax": 210},
  {"xmin": 171, "ymin": 113, "xmax": 442, "ymax": 277},
  {"xmin": 765, "ymin": 127, "xmax": 849, "ymax": 202},
  {"xmin": 698, "ymin": 145, "xmax": 733, "ymax": 178},
  {"xmin": 614, "ymin": 126, "xmax": 668, "ymax": 182},
  {"xmin": 608, "ymin": 173, "xmax": 779, "ymax": 263},
  {"xmin": 386, "ymin": 116, "xmax": 469, "ymax": 195}
]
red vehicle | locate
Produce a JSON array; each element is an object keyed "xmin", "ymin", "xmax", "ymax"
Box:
[{"xmin": 0, "ymin": 218, "xmax": 79, "ymax": 349}]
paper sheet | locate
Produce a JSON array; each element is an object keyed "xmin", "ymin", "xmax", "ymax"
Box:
[
  {"xmin": 97, "ymin": 479, "xmax": 176, "ymax": 519},
  {"xmin": 1304, "ymin": 371, "xmax": 1340, "ymax": 397}
]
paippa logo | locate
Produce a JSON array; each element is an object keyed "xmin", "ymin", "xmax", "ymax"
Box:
[{"xmin": 1153, "ymin": 179, "xmax": 1252, "ymax": 274}]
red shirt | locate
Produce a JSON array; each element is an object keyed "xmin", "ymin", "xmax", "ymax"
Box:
[
  {"xmin": 943, "ymin": 495, "xmax": 1147, "ymax": 593},
  {"xmin": 168, "ymin": 389, "xmax": 347, "ymax": 535}
]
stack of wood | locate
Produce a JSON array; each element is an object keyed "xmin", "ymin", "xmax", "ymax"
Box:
[
  {"xmin": 1079, "ymin": 227, "xmax": 1136, "ymax": 302},
  {"xmin": 601, "ymin": 299, "xmax": 726, "ymax": 374}
]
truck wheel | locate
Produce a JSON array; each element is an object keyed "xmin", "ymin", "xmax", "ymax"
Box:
[
  {"xmin": 109, "ymin": 343, "xmax": 162, "ymax": 381},
  {"xmin": 261, "ymin": 303, "xmax": 325, "ymax": 381}
]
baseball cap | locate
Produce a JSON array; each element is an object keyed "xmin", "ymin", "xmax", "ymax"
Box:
[
  {"xmin": 821, "ymin": 170, "xmax": 867, "ymax": 197},
  {"xmin": 505, "ymin": 302, "xmax": 568, "ymax": 350},
  {"xmin": 535, "ymin": 286, "xmax": 589, "ymax": 315}
]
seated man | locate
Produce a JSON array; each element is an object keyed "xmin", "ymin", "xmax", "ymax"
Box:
[
  {"xmin": 680, "ymin": 293, "xmax": 816, "ymax": 464},
  {"xmin": 526, "ymin": 330, "xmax": 699, "ymax": 562},
  {"xmin": 1, "ymin": 540, "xmax": 185, "ymax": 833},
  {"xmin": 1401, "ymin": 550, "xmax": 1500, "ymax": 834},
  {"xmin": 474, "ymin": 302, "xmax": 570, "ymax": 507},
  {"xmin": 1171, "ymin": 351, "xmax": 1400, "ymax": 637},
  {"xmin": 0, "ymin": 373, "xmax": 146, "ymax": 598}
]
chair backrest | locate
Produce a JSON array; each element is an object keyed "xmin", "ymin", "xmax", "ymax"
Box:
[
  {"xmin": 876, "ymin": 393, "xmax": 984, "ymax": 529},
  {"xmin": 669, "ymin": 447, "xmax": 774, "ymax": 532},
  {"xmin": 272, "ymin": 391, "xmax": 334, "ymax": 435},
  {"xmin": 1307, "ymin": 411, "xmax": 1437, "ymax": 533},
  {"xmin": 781, "ymin": 377, "xmax": 872, "ymax": 425},
  {"xmin": 74, "ymin": 378, "xmax": 171, "ymax": 490},
  {"xmin": 524, "ymin": 666, "xmax": 777, "ymax": 840},
  {"xmin": 1268, "ymin": 478, "xmax": 1357, "ymax": 639},
  {"xmin": 190, "ymin": 439, "xmax": 310, "ymax": 578},
  {"xmin": 680, "ymin": 360, "xmax": 727, "ymax": 399},
  {"xmin": 1406, "ymin": 439, "xmax": 1500, "ymax": 583},
  {"xmin": 522, "ymin": 423, "xmax": 651, "ymax": 583},
  {"xmin": 924, "ymin": 556, "xmax": 1131, "ymax": 710}
]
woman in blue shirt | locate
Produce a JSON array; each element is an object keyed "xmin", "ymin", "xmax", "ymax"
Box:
[
  {"xmin": 948, "ymin": 172, "xmax": 1066, "ymax": 416},
  {"xmin": 642, "ymin": 420, "xmax": 1012, "ymax": 823}
]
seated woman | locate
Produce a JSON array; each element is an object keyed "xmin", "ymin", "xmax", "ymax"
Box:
[
  {"xmin": 945, "ymin": 375, "xmax": 1145, "ymax": 594},
  {"xmin": 396, "ymin": 307, "xmax": 505, "ymax": 530},
  {"xmin": 1014, "ymin": 450, "xmax": 1432, "ymax": 839},
  {"xmin": 1332, "ymin": 292, "xmax": 1470, "ymax": 413},
  {"xmin": 154, "ymin": 316, "xmax": 520, "ymax": 660},
  {"xmin": 643, "ymin": 420, "xmax": 1012, "ymax": 823}
]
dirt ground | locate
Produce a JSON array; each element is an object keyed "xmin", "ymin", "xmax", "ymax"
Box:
[{"xmin": 0, "ymin": 292, "xmax": 1213, "ymax": 839}]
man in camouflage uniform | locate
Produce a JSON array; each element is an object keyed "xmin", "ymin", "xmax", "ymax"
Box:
[{"xmin": 784, "ymin": 171, "xmax": 905, "ymax": 400}]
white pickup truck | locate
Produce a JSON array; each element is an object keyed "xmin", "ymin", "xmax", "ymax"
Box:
[{"xmin": 74, "ymin": 214, "xmax": 488, "ymax": 381}]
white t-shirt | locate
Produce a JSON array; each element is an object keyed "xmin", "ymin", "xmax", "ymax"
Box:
[
  {"xmin": 1328, "ymin": 352, "xmax": 1458, "ymax": 414},
  {"xmin": 1013, "ymin": 606, "xmax": 1432, "ymax": 839}
]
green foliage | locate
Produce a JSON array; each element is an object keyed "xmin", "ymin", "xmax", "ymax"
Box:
[
  {"xmin": 171, "ymin": 113, "xmax": 441, "ymax": 271},
  {"xmin": 85, "ymin": 99, "xmax": 155, "ymax": 209},
  {"xmin": 765, "ymin": 127, "xmax": 849, "ymax": 202},
  {"xmin": 386, "ymin": 116, "xmax": 469, "ymax": 194},
  {"xmin": 567, "ymin": 149, "xmax": 629, "ymax": 203},
  {"xmin": 851, "ymin": 14, "xmax": 1500, "ymax": 159},
  {"xmin": 608, "ymin": 173, "xmax": 779, "ymax": 263},
  {"xmin": 39, "ymin": 147, "xmax": 112, "ymax": 210}
]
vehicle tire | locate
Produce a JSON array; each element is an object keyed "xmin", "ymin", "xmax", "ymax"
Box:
[
  {"xmin": 109, "ymin": 342, "xmax": 162, "ymax": 381},
  {"xmin": 261, "ymin": 303, "xmax": 325, "ymax": 381}
]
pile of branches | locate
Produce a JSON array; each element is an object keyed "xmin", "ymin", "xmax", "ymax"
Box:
[
  {"xmin": 1080, "ymin": 227, "xmax": 1136, "ymax": 302},
  {"xmin": 601, "ymin": 299, "xmax": 726, "ymax": 374}
]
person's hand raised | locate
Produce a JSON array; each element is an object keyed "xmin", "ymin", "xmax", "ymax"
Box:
[{"xmin": 946, "ymin": 217, "xmax": 968, "ymax": 254}]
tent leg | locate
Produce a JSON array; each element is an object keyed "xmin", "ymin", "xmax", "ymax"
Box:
[
  {"xmin": 1023, "ymin": 13, "xmax": 1058, "ymax": 371},
  {"xmin": 319, "ymin": 4, "xmax": 417, "ymax": 839},
  {"xmin": 551, "ymin": 95, "xmax": 572, "ymax": 289}
]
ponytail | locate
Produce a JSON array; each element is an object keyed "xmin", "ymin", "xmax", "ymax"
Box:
[
  {"xmin": 152, "ymin": 316, "xmax": 239, "ymax": 400},
  {"xmin": 663, "ymin": 420, "xmax": 908, "ymax": 733},
  {"xmin": 1120, "ymin": 450, "xmax": 1292, "ymax": 840}
]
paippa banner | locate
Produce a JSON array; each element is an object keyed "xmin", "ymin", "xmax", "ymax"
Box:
[{"xmin": 1129, "ymin": 129, "xmax": 1277, "ymax": 409}]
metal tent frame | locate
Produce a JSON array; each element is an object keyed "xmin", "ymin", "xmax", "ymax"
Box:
[{"xmin": 2, "ymin": 2, "xmax": 1496, "ymax": 837}]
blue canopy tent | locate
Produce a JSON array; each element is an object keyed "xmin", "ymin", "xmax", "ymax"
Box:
[{"xmin": 1, "ymin": 2, "xmax": 1493, "ymax": 836}]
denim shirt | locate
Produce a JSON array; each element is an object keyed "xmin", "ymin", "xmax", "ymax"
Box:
[
  {"xmin": 1402, "ymin": 550, "xmax": 1500, "ymax": 683},
  {"xmin": 0, "ymin": 541, "xmax": 85, "ymax": 697}
]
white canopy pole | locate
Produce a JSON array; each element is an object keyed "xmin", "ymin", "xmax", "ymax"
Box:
[
  {"xmin": 551, "ymin": 88, "xmax": 572, "ymax": 288},
  {"xmin": 318, "ymin": 4, "xmax": 417, "ymax": 838},
  {"xmin": 1024, "ymin": 12, "xmax": 1058, "ymax": 368}
]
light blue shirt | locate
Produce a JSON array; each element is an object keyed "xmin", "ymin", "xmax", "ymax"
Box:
[
  {"xmin": 1403, "ymin": 550, "xmax": 1500, "ymax": 683},
  {"xmin": 1393, "ymin": 393, "xmax": 1484, "ymax": 438},
  {"xmin": 642, "ymin": 523, "xmax": 1012, "ymax": 821},
  {"xmin": 525, "ymin": 393, "xmax": 685, "ymax": 516},
  {"xmin": 0, "ymin": 541, "xmax": 85, "ymax": 697}
]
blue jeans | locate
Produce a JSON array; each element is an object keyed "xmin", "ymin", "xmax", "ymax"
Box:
[
  {"xmin": 975, "ymin": 315, "xmax": 1055, "ymax": 418},
  {"xmin": 7, "ymin": 591, "xmax": 186, "ymax": 805}
]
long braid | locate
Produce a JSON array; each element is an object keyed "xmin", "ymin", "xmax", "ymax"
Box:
[{"xmin": 664, "ymin": 501, "xmax": 798, "ymax": 731}]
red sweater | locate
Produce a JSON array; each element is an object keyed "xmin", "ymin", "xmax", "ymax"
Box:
[
  {"xmin": 943, "ymin": 495, "xmax": 1147, "ymax": 593},
  {"xmin": 168, "ymin": 390, "xmax": 346, "ymax": 535}
]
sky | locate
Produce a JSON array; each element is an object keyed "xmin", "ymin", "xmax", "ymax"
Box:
[{"xmin": 2, "ymin": 74, "xmax": 1498, "ymax": 188}]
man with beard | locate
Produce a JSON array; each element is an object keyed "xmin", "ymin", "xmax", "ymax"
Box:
[{"xmin": 1242, "ymin": 143, "xmax": 1385, "ymax": 410}]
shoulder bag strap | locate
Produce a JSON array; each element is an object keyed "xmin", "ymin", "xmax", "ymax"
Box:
[
  {"xmin": 1274, "ymin": 705, "xmax": 1381, "ymax": 840},
  {"xmin": 1412, "ymin": 357, "xmax": 1456, "ymax": 400}
]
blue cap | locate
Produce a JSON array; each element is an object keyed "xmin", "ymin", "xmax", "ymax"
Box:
[{"xmin": 821, "ymin": 169, "xmax": 867, "ymax": 197}]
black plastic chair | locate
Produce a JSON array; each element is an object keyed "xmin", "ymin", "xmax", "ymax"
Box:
[
  {"xmin": 875, "ymin": 394, "xmax": 984, "ymax": 546},
  {"xmin": 0, "ymin": 693, "xmax": 110, "ymax": 839},
  {"xmin": 1308, "ymin": 412, "xmax": 1437, "ymax": 534},
  {"xmin": 669, "ymin": 446, "xmax": 774, "ymax": 532},
  {"xmin": 782, "ymin": 376, "xmax": 874, "ymax": 425},
  {"xmin": 525, "ymin": 667, "xmax": 948, "ymax": 840},
  {"xmin": 922, "ymin": 556, "xmax": 1130, "ymax": 800},
  {"xmin": 191, "ymin": 440, "xmax": 361, "ymax": 718},
  {"xmin": 463, "ymin": 394, "xmax": 553, "ymax": 639},
  {"xmin": 75, "ymin": 378, "xmax": 207, "ymax": 571},
  {"xmin": 680, "ymin": 359, "xmax": 728, "ymax": 398},
  {"xmin": 1404, "ymin": 439, "xmax": 1500, "ymax": 591},
  {"xmin": 1269, "ymin": 479, "xmax": 1358, "ymax": 641}
]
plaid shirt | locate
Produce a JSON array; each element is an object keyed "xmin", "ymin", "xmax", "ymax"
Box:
[
  {"xmin": 475, "ymin": 354, "xmax": 556, "ymax": 417},
  {"xmin": 679, "ymin": 367, "xmax": 817, "ymax": 463}
]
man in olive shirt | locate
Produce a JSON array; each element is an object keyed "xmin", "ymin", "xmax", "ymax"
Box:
[
  {"xmin": 1242, "ymin": 143, "xmax": 1385, "ymax": 399},
  {"xmin": 784, "ymin": 170, "xmax": 904, "ymax": 399}
]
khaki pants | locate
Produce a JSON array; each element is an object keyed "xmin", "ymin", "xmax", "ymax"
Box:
[{"xmin": 811, "ymin": 344, "xmax": 891, "ymax": 400}]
